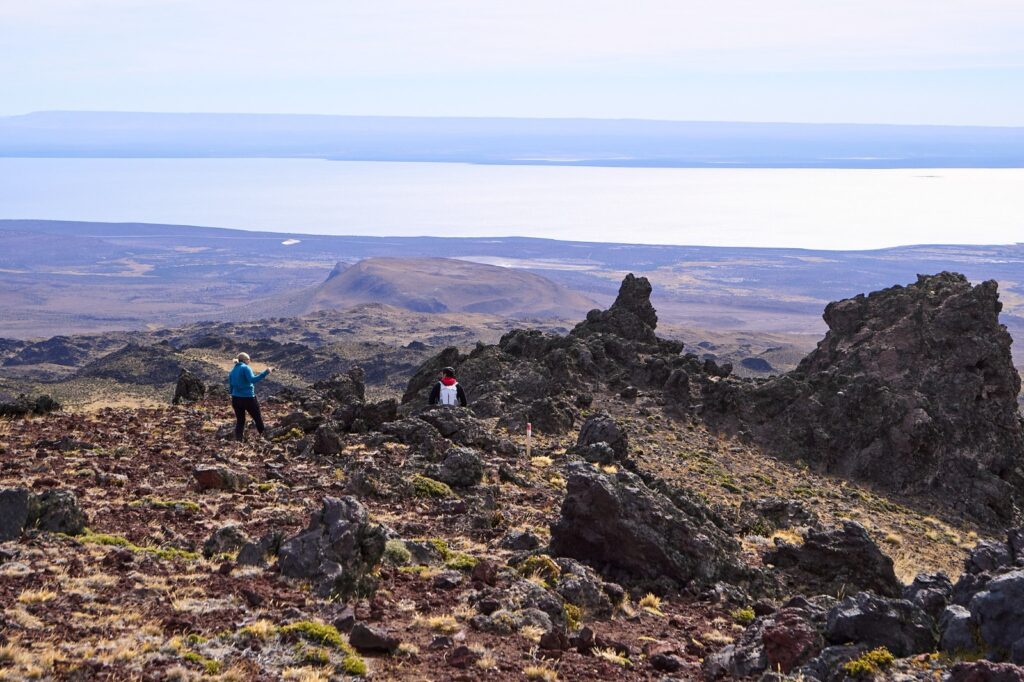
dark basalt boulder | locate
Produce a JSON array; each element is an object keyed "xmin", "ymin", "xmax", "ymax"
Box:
[
  {"xmin": 549, "ymin": 462, "xmax": 744, "ymax": 589},
  {"xmin": 703, "ymin": 606, "xmax": 824, "ymax": 679},
  {"xmin": 575, "ymin": 413, "xmax": 629, "ymax": 460},
  {"xmin": 0, "ymin": 487, "xmax": 86, "ymax": 539},
  {"xmin": 348, "ymin": 622, "xmax": 400, "ymax": 654},
  {"xmin": 948, "ymin": 661, "xmax": 1024, "ymax": 682},
  {"xmin": 705, "ymin": 272, "xmax": 1024, "ymax": 525},
  {"xmin": 824, "ymin": 591, "xmax": 936, "ymax": 657},
  {"xmin": 33, "ymin": 489, "xmax": 87, "ymax": 535},
  {"xmin": 311, "ymin": 367, "xmax": 366, "ymax": 406},
  {"xmin": 203, "ymin": 524, "xmax": 250, "ymax": 559},
  {"xmin": 764, "ymin": 521, "xmax": 902, "ymax": 598},
  {"xmin": 432, "ymin": 447, "xmax": 484, "ymax": 489},
  {"xmin": 969, "ymin": 570, "xmax": 1024, "ymax": 664},
  {"xmin": 903, "ymin": 572, "xmax": 953, "ymax": 621},
  {"xmin": 278, "ymin": 496, "xmax": 387, "ymax": 599},
  {"xmin": 0, "ymin": 394, "xmax": 61, "ymax": 418},
  {"xmin": 172, "ymin": 368, "xmax": 206, "ymax": 405},
  {"xmin": 0, "ymin": 488, "xmax": 32, "ymax": 541}
]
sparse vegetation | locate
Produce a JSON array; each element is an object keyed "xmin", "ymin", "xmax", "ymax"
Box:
[
  {"xmin": 731, "ymin": 607, "xmax": 756, "ymax": 625},
  {"xmin": 524, "ymin": 664, "xmax": 559, "ymax": 681},
  {"xmin": 638, "ymin": 592, "xmax": 663, "ymax": 615},
  {"xmin": 843, "ymin": 647, "xmax": 895, "ymax": 677},
  {"xmin": 594, "ymin": 646, "xmax": 631, "ymax": 667}
]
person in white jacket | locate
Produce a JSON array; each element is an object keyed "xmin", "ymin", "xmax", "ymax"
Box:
[{"xmin": 428, "ymin": 366, "xmax": 468, "ymax": 406}]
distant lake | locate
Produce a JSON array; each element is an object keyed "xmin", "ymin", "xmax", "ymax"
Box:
[{"xmin": 0, "ymin": 158, "xmax": 1021, "ymax": 250}]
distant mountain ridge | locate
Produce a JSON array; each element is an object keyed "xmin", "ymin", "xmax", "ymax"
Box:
[{"xmin": 3, "ymin": 112, "xmax": 1023, "ymax": 167}]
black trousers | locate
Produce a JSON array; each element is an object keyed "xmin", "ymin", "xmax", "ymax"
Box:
[{"xmin": 231, "ymin": 396, "xmax": 265, "ymax": 440}]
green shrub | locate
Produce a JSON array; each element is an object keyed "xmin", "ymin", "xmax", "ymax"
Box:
[
  {"xmin": 411, "ymin": 475, "xmax": 453, "ymax": 498},
  {"xmin": 843, "ymin": 647, "xmax": 895, "ymax": 677},
  {"xmin": 383, "ymin": 539, "xmax": 412, "ymax": 565},
  {"xmin": 341, "ymin": 654, "xmax": 368, "ymax": 676},
  {"xmin": 564, "ymin": 603, "xmax": 583, "ymax": 631},
  {"xmin": 280, "ymin": 621, "xmax": 348, "ymax": 651},
  {"xmin": 516, "ymin": 554, "xmax": 561, "ymax": 587},
  {"xmin": 445, "ymin": 552, "xmax": 478, "ymax": 571},
  {"xmin": 731, "ymin": 607, "xmax": 756, "ymax": 626}
]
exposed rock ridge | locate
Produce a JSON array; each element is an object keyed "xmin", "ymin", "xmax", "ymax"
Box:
[{"xmin": 704, "ymin": 272, "xmax": 1024, "ymax": 524}]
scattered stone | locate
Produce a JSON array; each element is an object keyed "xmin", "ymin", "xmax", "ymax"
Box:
[
  {"xmin": 193, "ymin": 465, "xmax": 251, "ymax": 492},
  {"xmin": 966, "ymin": 540, "xmax": 1014, "ymax": 575},
  {"xmin": 576, "ymin": 412, "xmax": 629, "ymax": 459},
  {"xmin": 499, "ymin": 529, "xmax": 541, "ymax": 551},
  {"xmin": 278, "ymin": 496, "xmax": 387, "ymax": 599},
  {"xmin": 33, "ymin": 489, "xmax": 86, "ymax": 535},
  {"xmin": 433, "ymin": 447, "xmax": 483, "ymax": 488},
  {"xmin": 172, "ymin": 369, "xmax": 206, "ymax": 405},
  {"xmin": 0, "ymin": 487, "xmax": 31, "ymax": 541},
  {"xmin": 349, "ymin": 622, "xmax": 400, "ymax": 654},
  {"xmin": 740, "ymin": 497, "xmax": 819, "ymax": 533},
  {"xmin": 0, "ymin": 394, "xmax": 61, "ymax": 418},
  {"xmin": 432, "ymin": 570, "xmax": 464, "ymax": 590},
  {"xmin": 703, "ymin": 607, "xmax": 822, "ymax": 679},
  {"xmin": 539, "ymin": 629, "xmax": 570, "ymax": 651},
  {"xmin": 553, "ymin": 557, "xmax": 620, "ymax": 618},
  {"xmin": 202, "ymin": 524, "xmax": 250, "ymax": 559}
]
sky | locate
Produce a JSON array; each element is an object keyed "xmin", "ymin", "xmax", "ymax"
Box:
[{"xmin": 2, "ymin": 0, "xmax": 1024, "ymax": 125}]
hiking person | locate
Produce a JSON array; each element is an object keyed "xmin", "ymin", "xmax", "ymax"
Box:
[
  {"xmin": 229, "ymin": 352, "xmax": 273, "ymax": 441},
  {"xmin": 429, "ymin": 366, "xmax": 467, "ymax": 406}
]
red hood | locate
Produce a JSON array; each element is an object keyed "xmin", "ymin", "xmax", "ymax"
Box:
[{"xmin": 441, "ymin": 377, "xmax": 457, "ymax": 386}]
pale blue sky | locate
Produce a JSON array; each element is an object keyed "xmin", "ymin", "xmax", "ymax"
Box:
[{"xmin": 2, "ymin": 0, "xmax": 1023, "ymax": 125}]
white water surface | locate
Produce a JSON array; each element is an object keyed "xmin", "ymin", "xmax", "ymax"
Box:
[{"xmin": 1, "ymin": 158, "xmax": 1021, "ymax": 250}]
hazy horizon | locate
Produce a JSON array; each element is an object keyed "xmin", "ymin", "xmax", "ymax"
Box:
[{"xmin": 3, "ymin": 1, "xmax": 1023, "ymax": 126}]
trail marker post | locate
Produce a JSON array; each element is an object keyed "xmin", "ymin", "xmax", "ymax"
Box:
[{"xmin": 526, "ymin": 422, "xmax": 532, "ymax": 459}]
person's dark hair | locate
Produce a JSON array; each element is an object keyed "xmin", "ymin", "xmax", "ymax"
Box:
[{"xmin": 441, "ymin": 366, "xmax": 456, "ymax": 378}]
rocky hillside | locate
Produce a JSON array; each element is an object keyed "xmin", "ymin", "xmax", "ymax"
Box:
[
  {"xmin": 2, "ymin": 273, "xmax": 1024, "ymax": 681},
  {"xmin": 289, "ymin": 257, "xmax": 597, "ymax": 319}
]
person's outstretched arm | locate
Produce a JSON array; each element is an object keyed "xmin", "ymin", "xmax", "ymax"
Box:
[
  {"xmin": 457, "ymin": 385, "xmax": 467, "ymax": 407},
  {"xmin": 242, "ymin": 366, "xmax": 268, "ymax": 382},
  {"xmin": 428, "ymin": 383, "xmax": 440, "ymax": 405}
]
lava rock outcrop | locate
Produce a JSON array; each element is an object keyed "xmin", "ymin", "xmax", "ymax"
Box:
[
  {"xmin": 705, "ymin": 272, "xmax": 1024, "ymax": 524},
  {"xmin": 402, "ymin": 274, "xmax": 708, "ymax": 434}
]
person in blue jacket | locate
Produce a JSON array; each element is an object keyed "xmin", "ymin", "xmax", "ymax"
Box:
[{"xmin": 228, "ymin": 352, "xmax": 273, "ymax": 441}]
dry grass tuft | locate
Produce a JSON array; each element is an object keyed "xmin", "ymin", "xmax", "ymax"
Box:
[
  {"xmin": 17, "ymin": 588, "xmax": 58, "ymax": 604},
  {"xmin": 519, "ymin": 624, "xmax": 545, "ymax": 643},
  {"xmin": 524, "ymin": 664, "xmax": 559, "ymax": 681}
]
